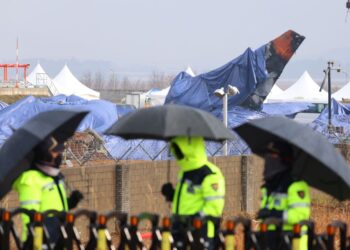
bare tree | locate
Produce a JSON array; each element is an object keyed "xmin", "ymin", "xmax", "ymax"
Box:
[
  {"xmin": 149, "ymin": 71, "xmax": 166, "ymax": 89},
  {"xmin": 80, "ymin": 71, "xmax": 93, "ymax": 88},
  {"xmin": 94, "ymin": 71, "xmax": 105, "ymax": 90},
  {"xmin": 120, "ymin": 76, "xmax": 130, "ymax": 90},
  {"xmin": 107, "ymin": 71, "xmax": 119, "ymax": 90},
  {"xmin": 146, "ymin": 71, "xmax": 175, "ymax": 90}
]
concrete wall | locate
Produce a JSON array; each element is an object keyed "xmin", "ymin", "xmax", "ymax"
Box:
[
  {"xmin": 1, "ymin": 148, "xmax": 348, "ymax": 217},
  {"xmin": 115, "ymin": 156, "xmax": 253, "ymax": 217},
  {"xmin": 0, "ymin": 156, "xmax": 265, "ymax": 218},
  {"xmin": 0, "ymin": 87, "xmax": 49, "ymax": 96}
]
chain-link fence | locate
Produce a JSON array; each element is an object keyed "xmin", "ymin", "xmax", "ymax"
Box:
[{"xmin": 63, "ymin": 130, "xmax": 251, "ymax": 166}]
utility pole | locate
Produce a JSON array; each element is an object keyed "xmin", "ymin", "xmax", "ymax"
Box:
[
  {"xmin": 214, "ymin": 85, "xmax": 240, "ymax": 156},
  {"xmin": 327, "ymin": 61, "xmax": 332, "ymax": 128},
  {"xmin": 319, "ymin": 61, "xmax": 341, "ymax": 131}
]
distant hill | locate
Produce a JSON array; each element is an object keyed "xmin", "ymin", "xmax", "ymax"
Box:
[{"xmin": 3, "ymin": 57, "xmax": 349, "ymax": 86}]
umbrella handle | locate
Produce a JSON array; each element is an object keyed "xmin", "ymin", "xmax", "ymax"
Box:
[{"xmin": 167, "ymin": 147, "xmax": 171, "ymax": 182}]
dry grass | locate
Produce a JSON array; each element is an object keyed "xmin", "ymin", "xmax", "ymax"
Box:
[{"xmin": 311, "ymin": 201, "xmax": 350, "ymax": 235}]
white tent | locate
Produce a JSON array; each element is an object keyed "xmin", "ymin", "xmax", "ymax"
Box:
[
  {"xmin": 147, "ymin": 86, "xmax": 171, "ymax": 106},
  {"xmin": 332, "ymin": 81, "xmax": 350, "ymax": 101},
  {"xmin": 264, "ymin": 84, "xmax": 284, "ymax": 103},
  {"xmin": 27, "ymin": 63, "xmax": 51, "ymax": 86},
  {"xmin": 53, "ymin": 65, "xmax": 100, "ymax": 100},
  {"xmin": 272, "ymin": 71, "xmax": 328, "ymax": 102},
  {"xmin": 185, "ymin": 66, "xmax": 196, "ymax": 77}
]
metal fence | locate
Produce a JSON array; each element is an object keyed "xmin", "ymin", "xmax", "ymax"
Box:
[
  {"xmin": 63, "ymin": 131, "xmax": 250, "ymax": 166},
  {"xmin": 0, "ymin": 208, "xmax": 348, "ymax": 250}
]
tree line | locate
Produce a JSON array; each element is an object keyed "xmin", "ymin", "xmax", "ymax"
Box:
[{"xmin": 80, "ymin": 71, "xmax": 175, "ymax": 91}]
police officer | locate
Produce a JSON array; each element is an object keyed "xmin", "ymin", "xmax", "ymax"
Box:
[
  {"xmin": 161, "ymin": 136, "xmax": 225, "ymax": 250},
  {"xmin": 13, "ymin": 135, "xmax": 84, "ymax": 244},
  {"xmin": 257, "ymin": 141, "xmax": 311, "ymax": 250}
]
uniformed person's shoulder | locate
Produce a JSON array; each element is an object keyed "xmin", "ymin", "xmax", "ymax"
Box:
[
  {"xmin": 202, "ymin": 163, "xmax": 225, "ymax": 187},
  {"xmin": 182, "ymin": 165, "xmax": 213, "ymax": 184},
  {"xmin": 288, "ymin": 180, "xmax": 309, "ymax": 190},
  {"xmin": 206, "ymin": 162, "xmax": 224, "ymax": 176},
  {"xmin": 287, "ymin": 180, "xmax": 310, "ymax": 200},
  {"xmin": 13, "ymin": 169, "xmax": 52, "ymax": 187}
]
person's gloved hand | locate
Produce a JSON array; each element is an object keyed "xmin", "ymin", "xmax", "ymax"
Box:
[
  {"xmin": 257, "ymin": 208, "xmax": 283, "ymax": 219},
  {"xmin": 68, "ymin": 190, "xmax": 84, "ymax": 209},
  {"xmin": 257, "ymin": 208, "xmax": 270, "ymax": 219},
  {"xmin": 268, "ymin": 209, "xmax": 283, "ymax": 219},
  {"xmin": 161, "ymin": 182, "xmax": 175, "ymax": 202}
]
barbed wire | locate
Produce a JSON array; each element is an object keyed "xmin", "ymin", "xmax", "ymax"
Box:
[{"xmin": 63, "ymin": 131, "xmax": 248, "ymax": 166}]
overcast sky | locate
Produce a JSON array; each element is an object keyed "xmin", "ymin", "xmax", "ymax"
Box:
[{"xmin": 1, "ymin": 0, "xmax": 350, "ymax": 79}]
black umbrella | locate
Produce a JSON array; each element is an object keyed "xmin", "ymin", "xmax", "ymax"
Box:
[
  {"xmin": 234, "ymin": 116, "xmax": 350, "ymax": 201},
  {"xmin": 105, "ymin": 104, "xmax": 235, "ymax": 141},
  {"xmin": 0, "ymin": 110, "xmax": 88, "ymax": 199}
]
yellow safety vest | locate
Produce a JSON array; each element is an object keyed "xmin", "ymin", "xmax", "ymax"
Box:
[
  {"xmin": 13, "ymin": 169, "xmax": 68, "ymax": 240},
  {"xmin": 260, "ymin": 180, "xmax": 311, "ymax": 249},
  {"xmin": 170, "ymin": 137, "xmax": 225, "ymax": 238}
]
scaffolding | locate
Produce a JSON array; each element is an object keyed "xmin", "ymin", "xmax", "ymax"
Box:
[{"xmin": 0, "ymin": 64, "xmax": 30, "ymax": 87}]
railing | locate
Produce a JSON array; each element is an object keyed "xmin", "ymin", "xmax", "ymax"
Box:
[
  {"xmin": 1, "ymin": 208, "xmax": 350, "ymax": 250},
  {"xmin": 45, "ymin": 78, "xmax": 59, "ymax": 96}
]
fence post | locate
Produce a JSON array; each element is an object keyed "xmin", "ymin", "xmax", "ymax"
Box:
[
  {"xmin": 326, "ymin": 225, "xmax": 335, "ymax": 250},
  {"xmin": 33, "ymin": 212, "xmax": 44, "ymax": 250},
  {"xmin": 97, "ymin": 215, "xmax": 107, "ymax": 250},
  {"xmin": 292, "ymin": 224, "xmax": 301, "ymax": 250},
  {"xmin": 224, "ymin": 220, "xmax": 236, "ymax": 250},
  {"xmin": 116, "ymin": 164, "xmax": 130, "ymax": 213},
  {"xmin": 240, "ymin": 156, "xmax": 248, "ymax": 212},
  {"xmin": 0, "ymin": 210, "xmax": 11, "ymax": 250},
  {"xmin": 161, "ymin": 217, "xmax": 173, "ymax": 250}
]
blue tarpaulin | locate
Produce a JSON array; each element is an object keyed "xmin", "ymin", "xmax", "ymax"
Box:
[
  {"xmin": 310, "ymin": 99, "xmax": 350, "ymax": 143},
  {"xmin": 262, "ymin": 102, "xmax": 313, "ymax": 118},
  {"xmin": 0, "ymin": 95, "xmax": 134, "ymax": 144},
  {"xmin": 165, "ymin": 48, "xmax": 268, "ymax": 113},
  {"xmin": 0, "ymin": 95, "xmax": 255, "ymax": 159},
  {"xmin": 0, "ymin": 94, "xmax": 336, "ymax": 160},
  {"xmin": 0, "ymin": 101, "xmax": 8, "ymax": 110}
]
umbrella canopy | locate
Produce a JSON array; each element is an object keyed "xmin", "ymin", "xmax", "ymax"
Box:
[
  {"xmin": 0, "ymin": 110, "xmax": 88, "ymax": 199},
  {"xmin": 105, "ymin": 104, "xmax": 235, "ymax": 141},
  {"xmin": 234, "ymin": 116, "xmax": 350, "ymax": 201}
]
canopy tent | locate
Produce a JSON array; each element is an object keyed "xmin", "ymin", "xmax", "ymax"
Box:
[
  {"xmin": 139, "ymin": 88, "xmax": 160, "ymax": 107},
  {"xmin": 53, "ymin": 65, "xmax": 100, "ymax": 100},
  {"xmin": 185, "ymin": 66, "xmax": 196, "ymax": 77},
  {"xmin": 26, "ymin": 63, "xmax": 51, "ymax": 86},
  {"xmin": 147, "ymin": 86, "xmax": 170, "ymax": 106},
  {"xmin": 332, "ymin": 81, "xmax": 350, "ymax": 101},
  {"xmin": 264, "ymin": 84, "xmax": 284, "ymax": 103},
  {"xmin": 273, "ymin": 71, "xmax": 328, "ymax": 102}
]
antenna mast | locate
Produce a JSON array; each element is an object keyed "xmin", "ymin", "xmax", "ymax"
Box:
[{"xmin": 16, "ymin": 38, "xmax": 19, "ymax": 87}]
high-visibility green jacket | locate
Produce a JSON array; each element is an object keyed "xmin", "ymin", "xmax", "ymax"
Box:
[
  {"xmin": 260, "ymin": 180, "xmax": 311, "ymax": 249},
  {"xmin": 12, "ymin": 169, "xmax": 68, "ymax": 240},
  {"xmin": 170, "ymin": 137, "xmax": 225, "ymax": 238}
]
